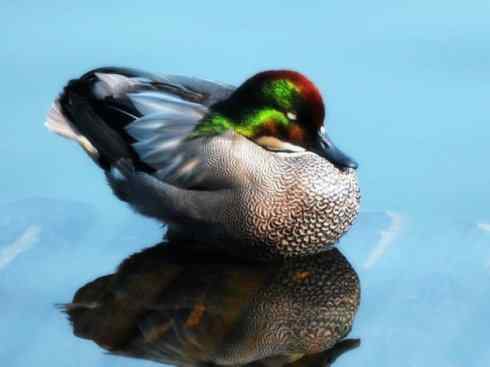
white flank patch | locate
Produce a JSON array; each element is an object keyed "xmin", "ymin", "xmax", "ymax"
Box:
[
  {"xmin": 363, "ymin": 211, "xmax": 404, "ymax": 269},
  {"xmin": 477, "ymin": 222, "xmax": 490, "ymax": 232},
  {"xmin": 0, "ymin": 225, "xmax": 41, "ymax": 270}
]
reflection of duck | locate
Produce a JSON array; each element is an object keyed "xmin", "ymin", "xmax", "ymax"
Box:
[
  {"xmin": 63, "ymin": 243, "xmax": 360, "ymax": 366},
  {"xmin": 46, "ymin": 68, "xmax": 360, "ymax": 258}
]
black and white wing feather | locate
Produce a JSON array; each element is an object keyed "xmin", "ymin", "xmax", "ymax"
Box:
[{"xmin": 46, "ymin": 67, "xmax": 235, "ymax": 189}]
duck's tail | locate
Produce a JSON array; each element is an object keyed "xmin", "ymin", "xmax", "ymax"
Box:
[
  {"xmin": 45, "ymin": 68, "xmax": 147, "ymax": 171},
  {"xmin": 45, "ymin": 100, "xmax": 100, "ymax": 162}
]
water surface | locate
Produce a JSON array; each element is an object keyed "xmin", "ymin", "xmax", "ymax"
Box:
[{"xmin": 1, "ymin": 1, "xmax": 489, "ymax": 366}]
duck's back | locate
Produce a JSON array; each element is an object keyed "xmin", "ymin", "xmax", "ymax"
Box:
[{"xmin": 46, "ymin": 67, "xmax": 236, "ymax": 186}]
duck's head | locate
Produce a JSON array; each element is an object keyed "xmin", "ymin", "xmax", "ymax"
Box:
[{"xmin": 197, "ymin": 70, "xmax": 358, "ymax": 170}]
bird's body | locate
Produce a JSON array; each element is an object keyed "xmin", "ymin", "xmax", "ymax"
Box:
[{"xmin": 46, "ymin": 67, "xmax": 360, "ymax": 258}]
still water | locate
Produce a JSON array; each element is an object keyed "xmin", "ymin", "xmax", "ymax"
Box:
[{"xmin": 2, "ymin": 200, "xmax": 489, "ymax": 366}]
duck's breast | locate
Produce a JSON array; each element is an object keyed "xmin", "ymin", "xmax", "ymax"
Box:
[{"xmin": 226, "ymin": 153, "xmax": 360, "ymax": 257}]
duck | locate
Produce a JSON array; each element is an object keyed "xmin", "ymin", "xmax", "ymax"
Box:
[
  {"xmin": 63, "ymin": 242, "xmax": 361, "ymax": 367},
  {"xmin": 46, "ymin": 67, "xmax": 360, "ymax": 258}
]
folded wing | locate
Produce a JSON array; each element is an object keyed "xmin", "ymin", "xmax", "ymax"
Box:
[{"xmin": 46, "ymin": 67, "xmax": 236, "ymax": 189}]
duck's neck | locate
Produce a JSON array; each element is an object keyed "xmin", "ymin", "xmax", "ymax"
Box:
[
  {"xmin": 191, "ymin": 109, "xmax": 288, "ymax": 139},
  {"xmin": 190, "ymin": 113, "xmax": 234, "ymax": 137}
]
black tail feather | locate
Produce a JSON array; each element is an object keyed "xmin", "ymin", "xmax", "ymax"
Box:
[{"xmin": 58, "ymin": 70, "xmax": 152, "ymax": 172}]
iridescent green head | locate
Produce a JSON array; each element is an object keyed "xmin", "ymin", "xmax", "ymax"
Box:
[{"xmin": 194, "ymin": 70, "xmax": 357, "ymax": 169}]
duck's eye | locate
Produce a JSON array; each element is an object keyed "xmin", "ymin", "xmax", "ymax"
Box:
[{"xmin": 286, "ymin": 112, "xmax": 297, "ymax": 121}]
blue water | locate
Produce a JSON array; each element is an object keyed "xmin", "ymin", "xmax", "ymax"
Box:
[{"xmin": 1, "ymin": 1, "xmax": 489, "ymax": 366}]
